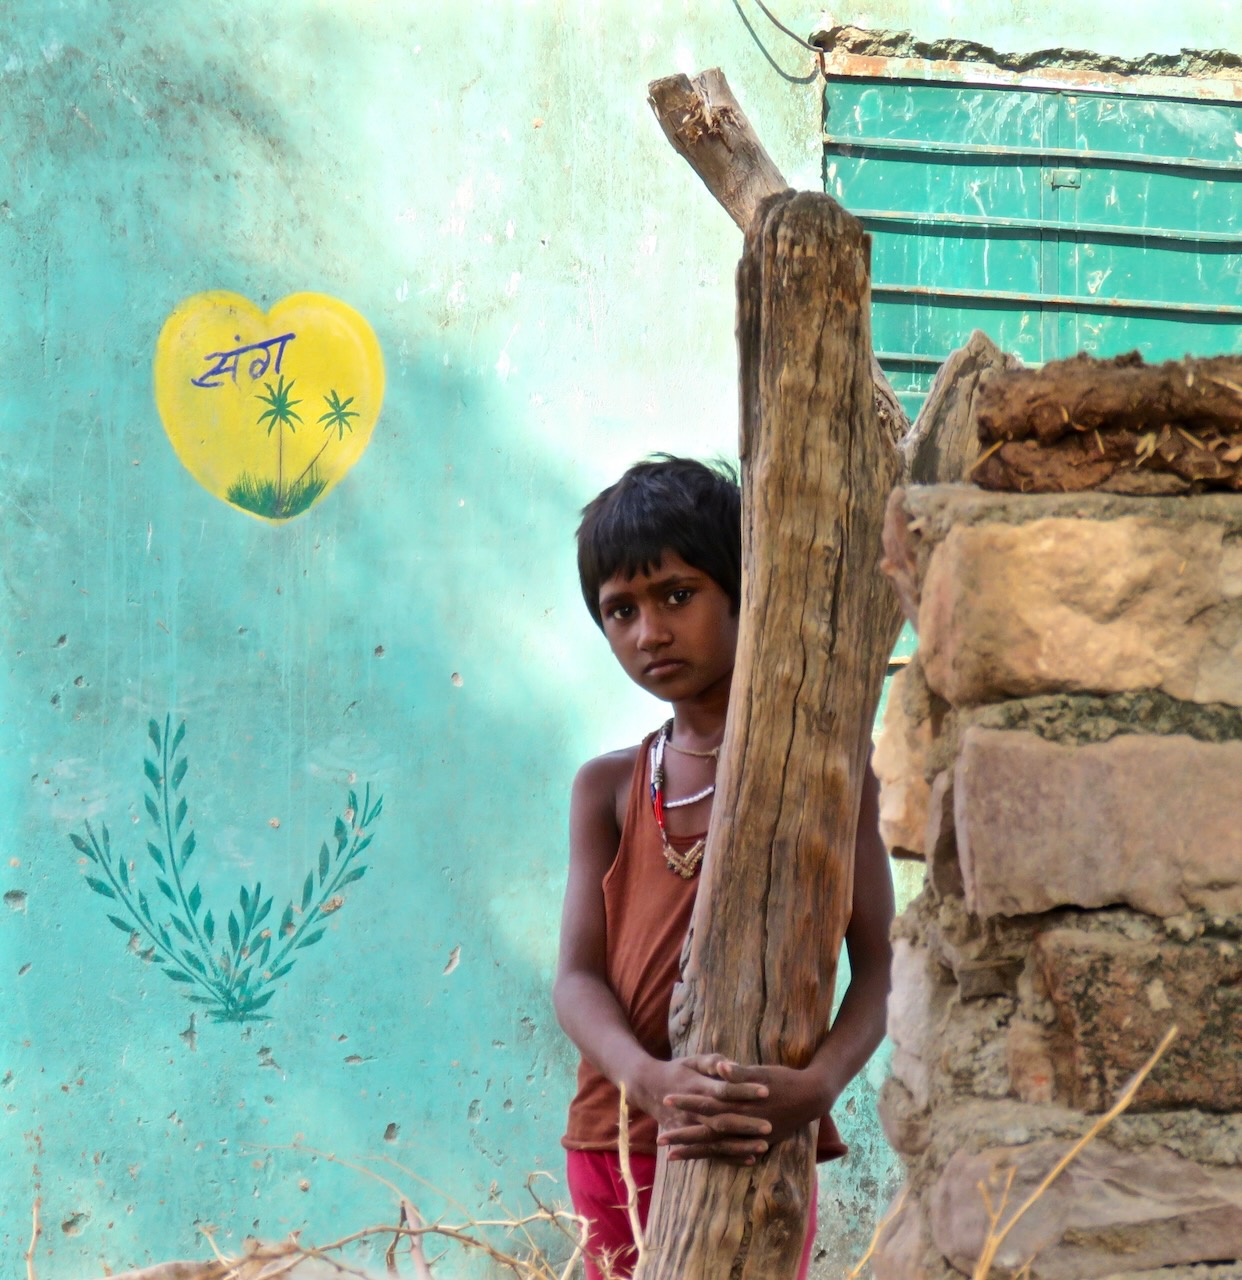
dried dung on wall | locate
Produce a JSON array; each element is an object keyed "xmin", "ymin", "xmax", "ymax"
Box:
[{"xmin": 972, "ymin": 351, "xmax": 1242, "ymax": 494}]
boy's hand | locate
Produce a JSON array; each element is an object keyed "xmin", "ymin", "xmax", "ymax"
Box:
[
  {"xmin": 628, "ymin": 1054, "xmax": 774, "ymax": 1165},
  {"xmin": 658, "ymin": 1062, "xmax": 829, "ymax": 1162}
]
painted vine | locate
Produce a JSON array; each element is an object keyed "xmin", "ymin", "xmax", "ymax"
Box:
[{"xmin": 70, "ymin": 716, "xmax": 382, "ymax": 1022}]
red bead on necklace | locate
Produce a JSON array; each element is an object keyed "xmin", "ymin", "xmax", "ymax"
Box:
[{"xmin": 648, "ymin": 720, "xmax": 716, "ymax": 878}]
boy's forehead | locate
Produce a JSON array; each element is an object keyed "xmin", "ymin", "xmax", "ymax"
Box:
[{"xmin": 598, "ymin": 550, "xmax": 697, "ymax": 595}]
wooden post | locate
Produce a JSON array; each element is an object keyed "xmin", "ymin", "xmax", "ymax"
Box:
[
  {"xmin": 635, "ymin": 191, "xmax": 900, "ymax": 1280},
  {"xmin": 646, "ymin": 68, "xmax": 789, "ymax": 233},
  {"xmin": 900, "ymin": 329, "xmax": 1021, "ymax": 484},
  {"xmin": 648, "ymin": 69, "xmax": 910, "ymax": 450},
  {"xmin": 640, "ymin": 65, "xmax": 1006, "ymax": 1277}
]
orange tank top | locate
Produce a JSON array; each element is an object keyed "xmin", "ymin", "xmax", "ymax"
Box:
[
  {"xmin": 563, "ymin": 733, "xmax": 698, "ymax": 1153},
  {"xmin": 561, "ymin": 731, "xmax": 848, "ymax": 1162}
]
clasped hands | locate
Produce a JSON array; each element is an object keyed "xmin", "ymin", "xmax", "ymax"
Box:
[{"xmin": 629, "ymin": 1053, "xmax": 829, "ymax": 1165}]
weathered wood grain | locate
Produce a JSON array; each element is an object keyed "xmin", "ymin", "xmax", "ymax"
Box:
[
  {"xmin": 636, "ymin": 191, "xmax": 901, "ymax": 1280},
  {"xmin": 647, "ymin": 68, "xmax": 788, "ymax": 235},
  {"xmin": 903, "ymin": 329, "xmax": 1021, "ymax": 485}
]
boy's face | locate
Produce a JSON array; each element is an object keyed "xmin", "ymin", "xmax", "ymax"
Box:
[{"xmin": 596, "ymin": 550, "xmax": 739, "ymax": 704}]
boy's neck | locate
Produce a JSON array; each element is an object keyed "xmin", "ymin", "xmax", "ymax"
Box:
[{"xmin": 667, "ymin": 670, "xmax": 732, "ymax": 748}]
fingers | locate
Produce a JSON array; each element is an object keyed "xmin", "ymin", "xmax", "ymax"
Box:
[
  {"xmin": 681, "ymin": 1049, "xmax": 732, "ymax": 1070},
  {"xmin": 661, "ymin": 1093, "xmax": 732, "ymax": 1117},
  {"xmin": 718, "ymin": 1060, "xmax": 769, "ymax": 1086},
  {"xmin": 658, "ymin": 1102, "xmax": 774, "ymax": 1164},
  {"xmin": 663, "ymin": 1135, "xmax": 770, "ymax": 1163},
  {"xmin": 662, "ymin": 1082, "xmax": 767, "ymax": 1113},
  {"xmin": 662, "ymin": 1091, "xmax": 770, "ymax": 1120},
  {"xmin": 657, "ymin": 1110, "xmax": 771, "ymax": 1165},
  {"xmin": 679, "ymin": 1054, "xmax": 732, "ymax": 1078},
  {"xmin": 663, "ymin": 1057, "xmax": 769, "ymax": 1128},
  {"xmin": 661, "ymin": 1113, "xmax": 771, "ymax": 1141},
  {"xmin": 665, "ymin": 1067, "xmax": 768, "ymax": 1104}
]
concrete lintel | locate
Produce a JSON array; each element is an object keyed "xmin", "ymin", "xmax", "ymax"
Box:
[{"xmin": 810, "ymin": 24, "xmax": 1242, "ymax": 102}]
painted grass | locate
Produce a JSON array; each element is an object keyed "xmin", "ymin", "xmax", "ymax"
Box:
[{"xmin": 226, "ymin": 469, "xmax": 327, "ymax": 521}]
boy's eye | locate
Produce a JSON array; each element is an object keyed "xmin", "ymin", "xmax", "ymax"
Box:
[
  {"xmin": 668, "ymin": 588, "xmax": 694, "ymax": 605},
  {"xmin": 608, "ymin": 604, "xmax": 636, "ymax": 622}
]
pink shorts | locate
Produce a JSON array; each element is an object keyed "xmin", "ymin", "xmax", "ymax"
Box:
[{"xmin": 565, "ymin": 1149, "xmax": 817, "ymax": 1280}]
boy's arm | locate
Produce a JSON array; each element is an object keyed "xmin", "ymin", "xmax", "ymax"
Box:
[
  {"xmin": 553, "ymin": 752, "xmax": 771, "ymax": 1159},
  {"xmin": 659, "ymin": 762, "xmax": 895, "ymax": 1159}
]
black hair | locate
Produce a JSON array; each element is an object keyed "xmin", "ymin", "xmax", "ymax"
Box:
[{"xmin": 576, "ymin": 455, "xmax": 741, "ymax": 628}]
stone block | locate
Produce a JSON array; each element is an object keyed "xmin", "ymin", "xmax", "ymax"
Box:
[
  {"xmin": 1034, "ymin": 928, "xmax": 1242, "ymax": 1113},
  {"xmin": 954, "ymin": 728, "xmax": 1242, "ymax": 918},
  {"xmin": 924, "ymin": 770, "xmax": 964, "ymax": 899},
  {"xmin": 872, "ymin": 1198, "xmax": 938, "ymax": 1280},
  {"xmin": 1007, "ymin": 1018, "xmax": 1056, "ymax": 1105},
  {"xmin": 873, "ymin": 663, "xmax": 932, "ymax": 859},
  {"xmin": 887, "ymin": 940, "xmax": 940, "ymax": 1108},
  {"xmin": 877, "ymin": 1077, "xmax": 930, "ymax": 1157},
  {"xmin": 924, "ymin": 895, "xmax": 1025, "ymax": 999},
  {"xmin": 909, "ymin": 511, "xmax": 1242, "ymax": 708},
  {"xmin": 934, "ymin": 993, "xmax": 1017, "ymax": 1102},
  {"xmin": 956, "ymin": 958, "xmax": 1022, "ymax": 1001},
  {"xmin": 881, "ymin": 488, "xmax": 924, "ymax": 625},
  {"xmin": 930, "ymin": 1140, "xmax": 1242, "ymax": 1278},
  {"xmin": 925, "ymin": 1096, "xmax": 1242, "ymax": 1177}
]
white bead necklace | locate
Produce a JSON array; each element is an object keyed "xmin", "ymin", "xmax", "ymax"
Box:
[{"xmin": 649, "ymin": 720, "xmax": 718, "ymax": 877}]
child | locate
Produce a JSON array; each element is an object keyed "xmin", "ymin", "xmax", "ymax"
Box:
[{"xmin": 553, "ymin": 456, "xmax": 895, "ymax": 1280}]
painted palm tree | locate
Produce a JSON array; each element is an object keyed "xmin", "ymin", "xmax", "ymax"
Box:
[
  {"xmin": 319, "ymin": 389, "xmax": 360, "ymax": 439},
  {"xmin": 227, "ymin": 383, "xmax": 360, "ymax": 521},
  {"xmin": 284, "ymin": 390, "xmax": 360, "ymax": 500},
  {"xmin": 256, "ymin": 375, "xmax": 303, "ymax": 509}
]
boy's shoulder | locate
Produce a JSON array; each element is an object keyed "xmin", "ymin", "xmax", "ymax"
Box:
[
  {"xmin": 573, "ymin": 739, "xmax": 647, "ymax": 824},
  {"xmin": 575, "ymin": 741, "xmax": 642, "ymax": 789}
]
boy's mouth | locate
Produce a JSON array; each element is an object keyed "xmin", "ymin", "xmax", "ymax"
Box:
[{"xmin": 644, "ymin": 659, "xmax": 685, "ymax": 678}]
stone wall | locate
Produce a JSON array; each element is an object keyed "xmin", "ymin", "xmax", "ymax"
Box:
[{"xmin": 870, "ymin": 484, "xmax": 1242, "ymax": 1280}]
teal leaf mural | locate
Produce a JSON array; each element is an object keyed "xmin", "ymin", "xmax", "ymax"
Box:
[{"xmin": 70, "ymin": 715, "xmax": 383, "ymax": 1023}]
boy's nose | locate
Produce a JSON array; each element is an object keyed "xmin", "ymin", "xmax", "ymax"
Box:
[{"xmin": 636, "ymin": 612, "xmax": 672, "ymax": 650}]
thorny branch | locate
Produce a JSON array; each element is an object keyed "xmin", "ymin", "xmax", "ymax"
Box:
[
  {"xmin": 616, "ymin": 1086, "xmax": 647, "ymax": 1271},
  {"xmin": 385, "ymin": 1201, "xmax": 433, "ymax": 1280},
  {"xmin": 34, "ymin": 1022, "xmax": 1176, "ymax": 1280},
  {"xmin": 80, "ymin": 1142, "xmax": 604, "ymax": 1280}
]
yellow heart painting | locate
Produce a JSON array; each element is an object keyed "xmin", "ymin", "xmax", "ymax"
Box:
[{"xmin": 154, "ymin": 292, "xmax": 384, "ymax": 523}]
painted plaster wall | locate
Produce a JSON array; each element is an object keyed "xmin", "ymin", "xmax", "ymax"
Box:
[{"xmin": 2, "ymin": 3, "xmax": 1238, "ymax": 1278}]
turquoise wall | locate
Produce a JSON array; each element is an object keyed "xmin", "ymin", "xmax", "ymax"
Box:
[{"xmin": 2, "ymin": 3, "xmax": 1237, "ymax": 1277}]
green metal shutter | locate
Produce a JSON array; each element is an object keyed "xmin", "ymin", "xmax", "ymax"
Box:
[{"xmin": 821, "ymin": 67, "xmax": 1242, "ymax": 419}]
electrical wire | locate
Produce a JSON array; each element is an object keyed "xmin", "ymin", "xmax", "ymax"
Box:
[
  {"xmin": 750, "ymin": 0, "xmax": 821, "ymax": 54},
  {"xmin": 745, "ymin": 0, "xmax": 829, "ymax": 81}
]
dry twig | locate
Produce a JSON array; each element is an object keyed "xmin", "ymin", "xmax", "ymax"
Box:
[
  {"xmin": 615, "ymin": 1085, "xmax": 647, "ymax": 1272},
  {"xmin": 970, "ymin": 1024, "xmax": 1179, "ymax": 1280},
  {"xmin": 966, "ymin": 439, "xmax": 1005, "ymax": 476},
  {"xmin": 385, "ymin": 1201, "xmax": 433, "ymax": 1280},
  {"xmin": 845, "ymin": 1186, "xmax": 907, "ymax": 1279},
  {"xmin": 26, "ymin": 1196, "xmax": 42, "ymax": 1280},
  {"xmin": 101, "ymin": 1146, "xmax": 600, "ymax": 1280}
]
